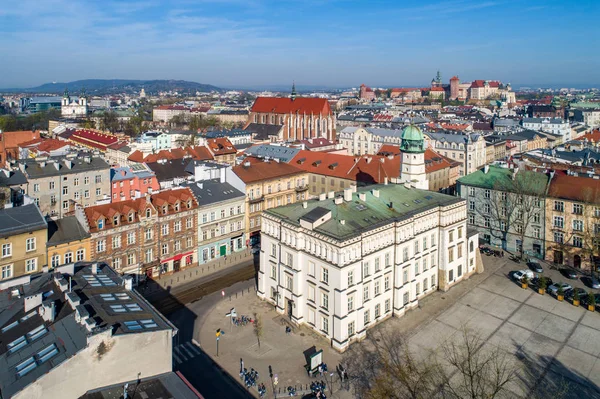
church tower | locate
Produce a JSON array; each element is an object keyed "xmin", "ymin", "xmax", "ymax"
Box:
[
  {"xmin": 78, "ymin": 88, "xmax": 87, "ymax": 107},
  {"xmin": 62, "ymin": 88, "xmax": 70, "ymax": 107},
  {"xmin": 290, "ymin": 82, "xmax": 297, "ymax": 101},
  {"xmin": 399, "ymin": 125, "xmax": 428, "ymax": 190}
]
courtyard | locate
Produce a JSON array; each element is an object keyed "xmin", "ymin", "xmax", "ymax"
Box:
[{"xmin": 189, "ymin": 254, "xmax": 600, "ymax": 398}]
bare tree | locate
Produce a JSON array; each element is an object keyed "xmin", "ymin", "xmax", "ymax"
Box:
[
  {"xmin": 344, "ymin": 325, "xmax": 529, "ymax": 399},
  {"xmin": 253, "ymin": 313, "xmax": 262, "ymax": 350},
  {"xmin": 343, "ymin": 328, "xmax": 439, "ymax": 399},
  {"xmin": 438, "ymin": 326, "xmax": 515, "ymax": 399},
  {"xmin": 475, "ymin": 169, "xmax": 546, "ymax": 258}
]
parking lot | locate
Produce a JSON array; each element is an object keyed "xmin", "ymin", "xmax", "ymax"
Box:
[
  {"xmin": 188, "ymin": 253, "xmax": 600, "ymax": 398},
  {"xmin": 404, "ymin": 257, "xmax": 600, "ymax": 398}
]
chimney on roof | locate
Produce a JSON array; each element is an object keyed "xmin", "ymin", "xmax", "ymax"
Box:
[
  {"xmin": 334, "ymin": 196, "xmax": 343, "ymax": 205},
  {"xmin": 384, "ymin": 177, "xmax": 388, "ymax": 185},
  {"xmin": 484, "ymin": 165, "xmax": 489, "ymax": 174},
  {"xmin": 24, "ymin": 292, "xmax": 43, "ymax": 313},
  {"xmin": 340, "ymin": 219, "xmax": 346, "ymax": 225},
  {"xmin": 351, "ymin": 184, "xmax": 357, "ymax": 193},
  {"xmin": 302, "ymin": 201, "xmax": 307, "ymax": 208},
  {"xmin": 343, "ymin": 187, "xmax": 352, "ymax": 202},
  {"xmin": 372, "ymin": 189, "xmax": 380, "ymax": 198},
  {"xmin": 327, "ymin": 191, "xmax": 334, "ymax": 199},
  {"xmin": 358, "ymin": 192, "xmax": 366, "ymax": 201},
  {"xmin": 40, "ymin": 300, "xmax": 56, "ymax": 323},
  {"xmin": 91, "ymin": 262, "xmax": 98, "ymax": 274},
  {"xmin": 318, "ymin": 193, "xmax": 326, "ymax": 201}
]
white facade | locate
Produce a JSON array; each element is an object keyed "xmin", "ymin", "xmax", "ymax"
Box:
[
  {"xmin": 257, "ymin": 185, "xmax": 478, "ymax": 351},
  {"xmin": 338, "ymin": 127, "xmax": 403, "ymax": 155},
  {"xmin": 522, "ymin": 118, "xmax": 571, "ymax": 141},
  {"xmin": 399, "ymin": 151, "xmax": 428, "ymax": 189},
  {"xmin": 61, "ymin": 95, "xmax": 88, "ymax": 117}
]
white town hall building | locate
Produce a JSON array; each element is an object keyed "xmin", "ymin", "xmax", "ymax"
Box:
[{"xmin": 257, "ymin": 126, "xmax": 481, "ymax": 351}]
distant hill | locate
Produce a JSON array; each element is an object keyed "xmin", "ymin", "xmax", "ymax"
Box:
[{"xmin": 1, "ymin": 79, "xmax": 222, "ymax": 95}]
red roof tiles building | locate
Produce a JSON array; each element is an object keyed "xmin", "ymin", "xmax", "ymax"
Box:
[
  {"xmin": 82, "ymin": 187, "xmax": 199, "ymax": 276},
  {"xmin": 127, "ymin": 146, "xmax": 213, "ymax": 163},
  {"xmin": 205, "ymin": 137, "xmax": 236, "ymax": 165},
  {"xmin": 0, "ymin": 130, "xmax": 41, "ymax": 165},
  {"xmin": 69, "ymin": 129, "xmax": 119, "ymax": 151},
  {"xmin": 248, "ymin": 97, "xmax": 336, "ymax": 142}
]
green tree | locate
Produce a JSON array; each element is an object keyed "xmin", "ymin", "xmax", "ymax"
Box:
[
  {"xmin": 0, "ymin": 115, "xmax": 17, "ymax": 131},
  {"xmin": 99, "ymin": 110, "xmax": 120, "ymax": 133}
]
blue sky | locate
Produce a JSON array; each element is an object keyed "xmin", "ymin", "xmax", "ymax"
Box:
[{"xmin": 0, "ymin": 0, "xmax": 599, "ymax": 89}]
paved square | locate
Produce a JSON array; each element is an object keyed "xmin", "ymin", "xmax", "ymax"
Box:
[{"xmin": 191, "ymin": 256, "xmax": 600, "ymax": 398}]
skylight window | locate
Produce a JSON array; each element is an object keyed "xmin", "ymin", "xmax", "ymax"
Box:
[
  {"xmin": 16, "ymin": 356, "xmax": 36, "ymax": 377},
  {"xmin": 123, "ymin": 319, "xmax": 158, "ymax": 331},
  {"xmin": 2, "ymin": 320, "xmax": 19, "ymax": 333},
  {"xmin": 83, "ymin": 274, "xmax": 116, "ymax": 287},
  {"xmin": 8, "ymin": 336, "xmax": 27, "ymax": 354},
  {"xmin": 100, "ymin": 293, "xmax": 130, "ymax": 301},
  {"xmin": 27, "ymin": 325, "xmax": 48, "ymax": 342},
  {"xmin": 7, "ymin": 325, "xmax": 48, "ymax": 354},
  {"xmin": 110, "ymin": 303, "xmax": 142, "ymax": 313},
  {"xmin": 15, "ymin": 344, "xmax": 59, "ymax": 378}
]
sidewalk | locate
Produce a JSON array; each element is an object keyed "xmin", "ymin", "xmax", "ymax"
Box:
[{"xmin": 142, "ymin": 249, "xmax": 254, "ymax": 297}]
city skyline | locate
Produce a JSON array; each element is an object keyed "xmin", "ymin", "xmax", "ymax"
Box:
[{"xmin": 0, "ymin": 0, "xmax": 599, "ymax": 88}]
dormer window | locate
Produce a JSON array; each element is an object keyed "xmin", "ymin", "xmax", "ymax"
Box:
[
  {"xmin": 187, "ymin": 200, "xmax": 192, "ymax": 209},
  {"xmin": 98, "ymin": 218, "xmax": 104, "ymax": 229},
  {"xmin": 128, "ymin": 212, "xmax": 135, "ymax": 222},
  {"xmin": 146, "ymin": 209, "xmax": 151, "ymax": 218},
  {"xmin": 174, "ymin": 202, "xmax": 180, "ymax": 212},
  {"xmin": 162, "ymin": 205, "xmax": 168, "ymax": 215},
  {"xmin": 113, "ymin": 215, "xmax": 119, "ymax": 226}
]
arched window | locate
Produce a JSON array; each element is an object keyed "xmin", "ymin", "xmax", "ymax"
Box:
[{"xmin": 146, "ymin": 208, "xmax": 151, "ymax": 218}]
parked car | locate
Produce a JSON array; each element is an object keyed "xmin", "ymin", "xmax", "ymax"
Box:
[
  {"xmin": 581, "ymin": 276, "xmax": 600, "ymax": 289},
  {"xmin": 547, "ymin": 282, "xmax": 573, "ymax": 296},
  {"xmin": 565, "ymin": 287, "xmax": 587, "ymax": 300},
  {"xmin": 511, "ymin": 270, "xmax": 535, "ymax": 282},
  {"xmin": 527, "ymin": 261, "xmax": 543, "ymax": 273},
  {"xmin": 560, "ymin": 268, "xmax": 578, "ymax": 280},
  {"xmin": 581, "ymin": 293, "xmax": 600, "ymax": 307}
]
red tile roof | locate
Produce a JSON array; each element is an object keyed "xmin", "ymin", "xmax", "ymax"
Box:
[
  {"xmin": 36, "ymin": 138, "xmax": 70, "ymax": 152},
  {"xmin": 424, "ymin": 148, "xmax": 456, "ymax": 173},
  {"xmin": 290, "ymin": 150, "xmax": 400, "ymax": 184},
  {"xmin": 251, "ymin": 97, "xmax": 333, "ymax": 115},
  {"xmin": 151, "ymin": 187, "xmax": 197, "ymax": 212},
  {"xmin": 0, "ymin": 130, "xmax": 40, "ymax": 150},
  {"xmin": 579, "ymin": 130, "xmax": 600, "ymax": 142},
  {"xmin": 377, "ymin": 145, "xmax": 401, "ymax": 157},
  {"xmin": 84, "ymin": 188, "xmax": 198, "ymax": 232},
  {"xmin": 127, "ymin": 146, "xmax": 213, "ymax": 163},
  {"xmin": 70, "ymin": 130, "xmax": 118, "ymax": 150},
  {"xmin": 233, "ymin": 157, "xmax": 304, "ymax": 183},
  {"xmin": 548, "ymin": 171, "xmax": 600, "ymax": 204},
  {"xmin": 429, "ymin": 87, "xmax": 445, "ymax": 92},
  {"xmin": 470, "ymin": 80, "xmax": 501, "ymax": 88},
  {"xmin": 450, "ymin": 76, "xmax": 460, "ymax": 81},
  {"xmin": 84, "ymin": 198, "xmax": 151, "ymax": 233},
  {"xmin": 206, "ymin": 137, "xmax": 236, "ymax": 155}
]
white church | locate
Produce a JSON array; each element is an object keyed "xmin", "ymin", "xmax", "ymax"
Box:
[
  {"xmin": 257, "ymin": 125, "xmax": 482, "ymax": 351},
  {"xmin": 61, "ymin": 88, "xmax": 88, "ymax": 117}
]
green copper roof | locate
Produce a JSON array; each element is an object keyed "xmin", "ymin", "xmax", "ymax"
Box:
[
  {"xmin": 457, "ymin": 165, "xmax": 550, "ymax": 196},
  {"xmin": 400, "ymin": 125, "xmax": 426, "ymax": 153},
  {"xmin": 264, "ymin": 184, "xmax": 461, "ymax": 242}
]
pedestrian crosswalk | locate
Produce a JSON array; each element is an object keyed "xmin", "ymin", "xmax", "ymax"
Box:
[{"xmin": 173, "ymin": 341, "xmax": 202, "ymax": 366}]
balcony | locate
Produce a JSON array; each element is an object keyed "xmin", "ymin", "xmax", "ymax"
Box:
[
  {"xmin": 248, "ymin": 195, "xmax": 264, "ymax": 204},
  {"xmin": 295, "ymin": 185, "xmax": 309, "ymax": 193}
]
